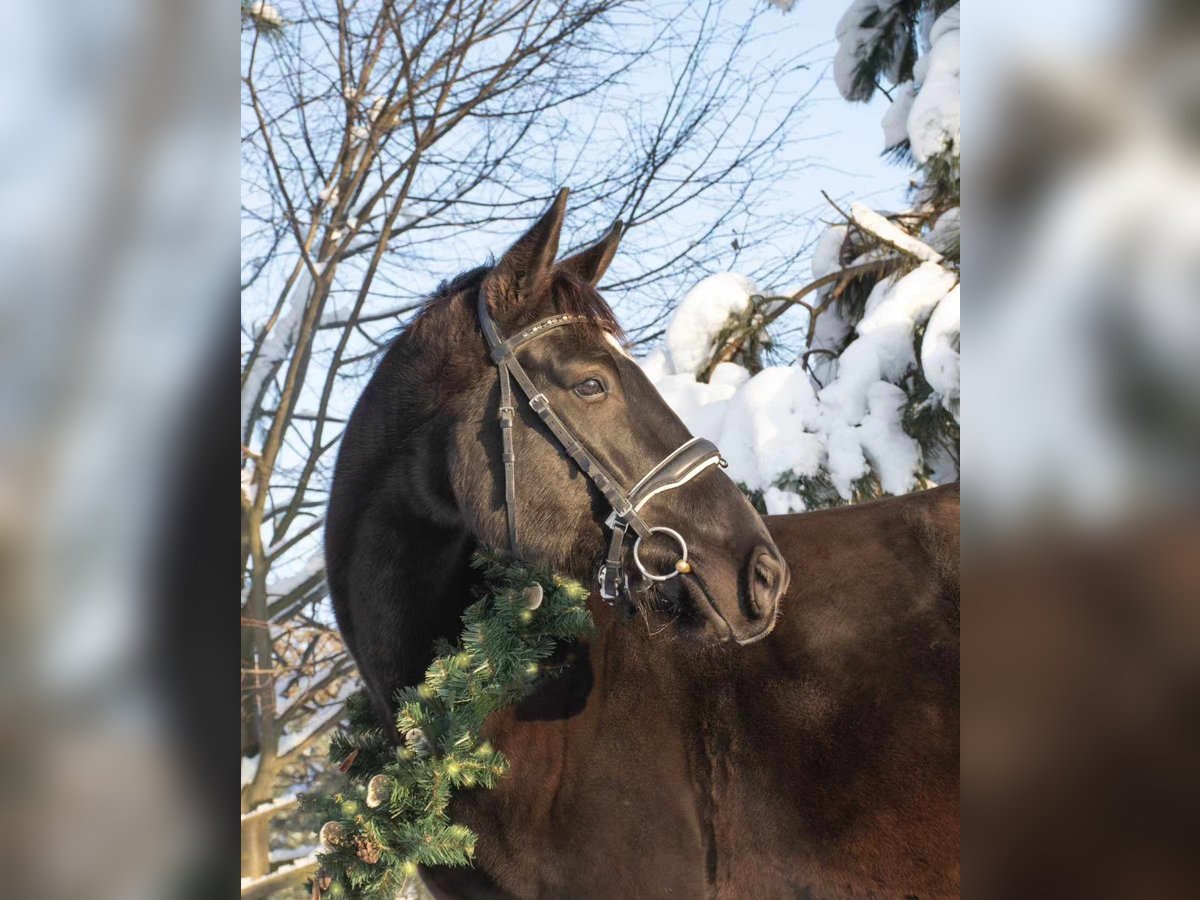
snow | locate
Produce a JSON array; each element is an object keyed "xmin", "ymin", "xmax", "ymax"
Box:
[
  {"xmin": 242, "ymin": 268, "xmax": 312, "ymax": 438},
  {"xmin": 859, "ymin": 274, "xmax": 894, "ymax": 321},
  {"xmin": 242, "ymin": 794, "xmax": 299, "ymax": 822},
  {"xmin": 882, "ymin": 81, "xmax": 916, "ymax": 150},
  {"xmin": 851, "ymin": 202, "xmax": 943, "ymax": 262},
  {"xmin": 350, "ymin": 124, "xmax": 369, "ymax": 142},
  {"xmin": 630, "ymin": 6, "xmax": 961, "ymax": 508},
  {"xmin": 265, "ymin": 552, "xmax": 324, "ymax": 599},
  {"xmin": 823, "ymin": 416, "xmax": 868, "ymax": 498},
  {"xmin": 821, "ymin": 261, "xmax": 956, "ymax": 422},
  {"xmin": 813, "ymin": 261, "xmax": 956, "ymax": 494},
  {"xmin": 928, "ymin": 3, "xmax": 959, "ymax": 47},
  {"xmin": 240, "ymin": 855, "xmax": 318, "ymax": 892},
  {"xmin": 806, "ymin": 300, "xmax": 850, "ymax": 388},
  {"xmin": 642, "ymin": 253, "xmax": 957, "ymax": 503},
  {"xmin": 858, "ymin": 261, "xmax": 957, "ymax": 336},
  {"xmin": 928, "ymin": 207, "xmax": 960, "ymax": 256},
  {"xmin": 816, "ymin": 326, "xmax": 890, "ymax": 426},
  {"xmin": 858, "ymin": 382, "xmax": 920, "ymax": 495},
  {"xmin": 921, "ymin": 285, "xmax": 960, "ymax": 418},
  {"xmin": 317, "ymin": 183, "xmax": 339, "ymax": 205},
  {"xmin": 249, "ymin": 1, "xmax": 282, "ymax": 27},
  {"xmin": 763, "ymin": 486, "xmax": 805, "ymax": 514},
  {"xmin": 637, "ymin": 348, "xmax": 670, "ymax": 382},
  {"xmin": 663, "ymin": 273, "xmax": 757, "ymax": 376},
  {"xmin": 242, "ymin": 754, "xmax": 260, "ymax": 788},
  {"xmin": 652, "ymin": 372, "xmax": 737, "ymax": 444},
  {"xmin": 709, "ymin": 362, "xmax": 751, "ymax": 390},
  {"xmin": 865, "ymin": 2, "xmax": 959, "ymax": 163},
  {"xmin": 833, "ymin": 0, "xmax": 903, "ymax": 100},
  {"xmin": 718, "ymin": 367, "xmax": 824, "ymax": 491},
  {"xmin": 810, "ymin": 225, "xmax": 847, "ymax": 280},
  {"xmin": 276, "ymin": 679, "xmax": 357, "ymax": 757},
  {"xmin": 270, "ymin": 845, "xmax": 317, "ymax": 863},
  {"xmin": 906, "ymin": 5, "xmax": 959, "ymax": 163},
  {"xmin": 241, "ymin": 458, "xmax": 257, "ymax": 505},
  {"xmin": 806, "ymin": 227, "xmax": 854, "ymax": 385}
]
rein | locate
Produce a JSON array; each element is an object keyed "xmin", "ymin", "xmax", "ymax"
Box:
[{"xmin": 477, "ymin": 287, "xmax": 725, "ymax": 602}]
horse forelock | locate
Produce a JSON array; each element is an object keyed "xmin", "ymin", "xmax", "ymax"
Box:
[
  {"xmin": 545, "ymin": 270, "xmax": 625, "ymax": 342},
  {"xmin": 395, "ymin": 263, "xmax": 624, "ymax": 358}
]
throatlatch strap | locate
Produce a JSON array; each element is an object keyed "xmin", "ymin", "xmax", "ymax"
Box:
[{"xmin": 498, "ymin": 362, "xmax": 519, "ymax": 553}]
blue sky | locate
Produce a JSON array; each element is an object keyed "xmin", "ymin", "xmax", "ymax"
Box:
[
  {"xmin": 241, "ymin": 0, "xmax": 911, "ymax": 359},
  {"xmin": 736, "ymin": 0, "xmax": 908, "ymax": 214},
  {"xmin": 591, "ymin": 0, "xmax": 910, "ymax": 328},
  {"xmin": 460, "ymin": 0, "xmax": 909, "ymax": 317}
]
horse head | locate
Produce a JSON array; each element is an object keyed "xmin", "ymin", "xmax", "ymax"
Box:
[{"xmin": 443, "ymin": 190, "xmax": 788, "ymax": 644}]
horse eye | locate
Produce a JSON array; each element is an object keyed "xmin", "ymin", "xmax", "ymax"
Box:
[{"xmin": 573, "ymin": 377, "xmax": 605, "ymax": 398}]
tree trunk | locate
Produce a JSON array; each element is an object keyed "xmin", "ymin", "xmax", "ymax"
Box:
[{"xmin": 241, "ymin": 811, "xmax": 272, "ymax": 880}]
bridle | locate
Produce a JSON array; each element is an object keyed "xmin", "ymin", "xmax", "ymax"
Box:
[{"xmin": 477, "ymin": 286, "xmax": 726, "ymax": 603}]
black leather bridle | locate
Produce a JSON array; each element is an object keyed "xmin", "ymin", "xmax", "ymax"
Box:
[{"xmin": 477, "ymin": 287, "xmax": 726, "ymax": 602}]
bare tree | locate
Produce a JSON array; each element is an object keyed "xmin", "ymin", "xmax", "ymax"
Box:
[{"xmin": 240, "ymin": 0, "xmax": 813, "ymax": 891}]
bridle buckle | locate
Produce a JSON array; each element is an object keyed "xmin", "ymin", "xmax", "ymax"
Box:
[{"xmin": 597, "ymin": 562, "xmax": 628, "ymax": 603}]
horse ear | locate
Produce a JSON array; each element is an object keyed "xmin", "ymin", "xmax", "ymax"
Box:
[
  {"xmin": 557, "ymin": 220, "xmax": 623, "ymax": 286},
  {"xmin": 484, "ymin": 188, "xmax": 569, "ymax": 315}
]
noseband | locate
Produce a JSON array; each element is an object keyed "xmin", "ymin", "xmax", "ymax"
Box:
[{"xmin": 477, "ymin": 288, "xmax": 725, "ymax": 602}]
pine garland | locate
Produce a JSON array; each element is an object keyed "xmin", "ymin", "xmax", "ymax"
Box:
[{"xmin": 303, "ymin": 554, "xmax": 593, "ymax": 898}]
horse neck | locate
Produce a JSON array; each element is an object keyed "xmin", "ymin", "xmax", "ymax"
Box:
[
  {"xmin": 330, "ymin": 339, "xmax": 483, "ymax": 704},
  {"xmin": 381, "ymin": 399, "xmax": 480, "ymax": 623},
  {"xmin": 489, "ymin": 601, "xmax": 722, "ymax": 740}
]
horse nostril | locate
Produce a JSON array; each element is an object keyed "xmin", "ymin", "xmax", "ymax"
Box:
[
  {"xmin": 755, "ymin": 561, "xmax": 773, "ymax": 590},
  {"xmin": 747, "ymin": 549, "xmax": 785, "ymax": 619}
]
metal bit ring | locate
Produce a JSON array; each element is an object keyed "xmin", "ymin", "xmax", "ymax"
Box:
[{"xmin": 632, "ymin": 526, "xmax": 689, "ymax": 582}]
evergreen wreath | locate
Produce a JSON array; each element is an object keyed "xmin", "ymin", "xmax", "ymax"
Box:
[{"xmin": 304, "ymin": 553, "xmax": 594, "ymax": 898}]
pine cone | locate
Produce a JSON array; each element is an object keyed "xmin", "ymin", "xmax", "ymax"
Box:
[{"xmin": 353, "ymin": 833, "xmax": 382, "ymax": 865}]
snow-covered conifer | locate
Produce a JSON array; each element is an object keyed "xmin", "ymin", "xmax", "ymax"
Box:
[{"xmin": 640, "ymin": 1, "xmax": 961, "ymax": 513}]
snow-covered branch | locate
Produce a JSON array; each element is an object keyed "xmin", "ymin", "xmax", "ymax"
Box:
[
  {"xmin": 240, "ymin": 855, "xmax": 318, "ymax": 900},
  {"xmin": 850, "ymin": 202, "xmax": 944, "ymax": 264},
  {"xmin": 240, "ymin": 794, "xmax": 299, "ymax": 824}
]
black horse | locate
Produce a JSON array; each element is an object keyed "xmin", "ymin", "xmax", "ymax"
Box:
[{"xmin": 326, "ymin": 192, "xmax": 960, "ymax": 899}]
